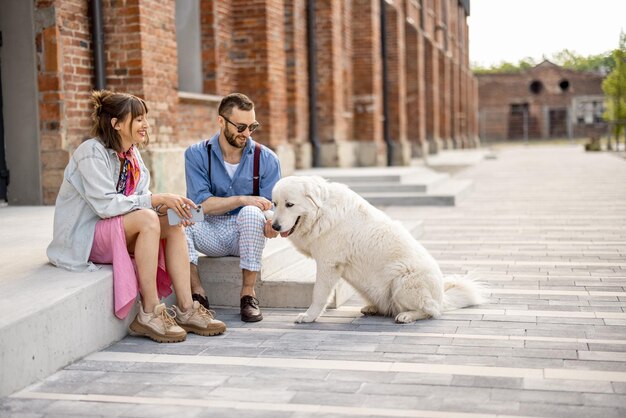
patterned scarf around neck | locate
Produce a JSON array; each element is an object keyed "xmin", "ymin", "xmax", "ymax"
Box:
[{"xmin": 116, "ymin": 146, "xmax": 141, "ymax": 196}]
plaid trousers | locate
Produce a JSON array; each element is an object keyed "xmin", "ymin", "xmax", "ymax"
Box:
[{"xmin": 185, "ymin": 205, "xmax": 267, "ymax": 272}]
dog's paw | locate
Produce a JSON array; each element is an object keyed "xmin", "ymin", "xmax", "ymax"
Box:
[
  {"xmin": 394, "ymin": 312, "xmax": 417, "ymax": 324},
  {"xmin": 295, "ymin": 312, "xmax": 316, "ymax": 323},
  {"xmin": 360, "ymin": 305, "xmax": 379, "ymax": 315}
]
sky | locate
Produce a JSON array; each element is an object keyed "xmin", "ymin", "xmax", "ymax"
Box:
[{"xmin": 468, "ymin": 0, "xmax": 626, "ymax": 68}]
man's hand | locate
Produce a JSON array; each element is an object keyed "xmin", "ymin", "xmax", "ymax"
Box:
[
  {"xmin": 240, "ymin": 196, "xmax": 272, "ymax": 211},
  {"xmin": 264, "ymin": 219, "xmax": 279, "ymax": 238}
]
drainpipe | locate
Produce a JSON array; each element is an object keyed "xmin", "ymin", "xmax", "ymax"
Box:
[
  {"xmin": 0, "ymin": 32, "xmax": 9, "ymax": 202},
  {"xmin": 91, "ymin": 0, "xmax": 106, "ymax": 90},
  {"xmin": 380, "ymin": 0, "xmax": 393, "ymax": 166},
  {"xmin": 307, "ymin": 0, "xmax": 320, "ymax": 167}
]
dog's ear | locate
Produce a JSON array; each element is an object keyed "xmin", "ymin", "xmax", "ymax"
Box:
[{"xmin": 304, "ymin": 176, "xmax": 328, "ymax": 209}]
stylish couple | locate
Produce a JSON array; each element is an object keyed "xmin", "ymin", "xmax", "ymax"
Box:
[{"xmin": 47, "ymin": 91, "xmax": 281, "ymax": 343}]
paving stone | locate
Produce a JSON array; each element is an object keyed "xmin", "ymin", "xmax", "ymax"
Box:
[
  {"xmin": 582, "ymin": 393, "xmax": 626, "ymax": 408},
  {"xmin": 518, "ymin": 402, "xmax": 624, "ymax": 418},
  {"xmin": 490, "ymin": 387, "xmax": 582, "ymax": 404},
  {"xmin": 441, "ymin": 397, "xmax": 521, "ymax": 415},
  {"xmin": 523, "ymin": 377, "xmax": 615, "ymax": 393},
  {"xmin": 451, "ymin": 375, "xmax": 523, "ymax": 389},
  {"xmin": 5, "ymin": 145, "xmax": 626, "ymax": 416},
  {"xmin": 44, "ymin": 400, "xmax": 133, "ymax": 417}
]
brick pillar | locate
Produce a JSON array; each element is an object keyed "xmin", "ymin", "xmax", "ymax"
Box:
[
  {"xmin": 342, "ymin": 0, "xmax": 354, "ymax": 143},
  {"xmin": 201, "ymin": 0, "xmax": 236, "ymax": 95},
  {"xmin": 36, "ymin": 0, "xmax": 95, "ymax": 203},
  {"xmin": 230, "ymin": 0, "xmax": 288, "ymax": 151},
  {"xmin": 438, "ymin": 50, "xmax": 452, "ymax": 149},
  {"xmin": 424, "ymin": 38, "xmax": 441, "ymax": 154},
  {"xmin": 385, "ymin": 1, "xmax": 410, "ymax": 165},
  {"xmin": 451, "ymin": 56, "xmax": 461, "ymax": 148},
  {"xmin": 104, "ymin": 0, "xmax": 179, "ymax": 145},
  {"xmin": 471, "ymin": 75, "xmax": 480, "ymax": 146},
  {"xmin": 284, "ymin": 0, "xmax": 310, "ymax": 168},
  {"xmin": 405, "ymin": 25, "xmax": 419, "ymax": 156},
  {"xmin": 459, "ymin": 66, "xmax": 468, "ymax": 148},
  {"xmin": 315, "ymin": 0, "xmax": 349, "ymax": 167},
  {"xmin": 352, "ymin": 0, "xmax": 385, "ymax": 166}
]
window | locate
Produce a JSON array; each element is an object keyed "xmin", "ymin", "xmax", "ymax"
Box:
[
  {"xmin": 175, "ymin": 0, "xmax": 203, "ymax": 93},
  {"xmin": 529, "ymin": 80, "xmax": 543, "ymax": 95}
]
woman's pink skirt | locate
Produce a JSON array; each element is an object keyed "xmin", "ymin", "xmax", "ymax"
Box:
[{"xmin": 89, "ymin": 215, "xmax": 172, "ymax": 319}]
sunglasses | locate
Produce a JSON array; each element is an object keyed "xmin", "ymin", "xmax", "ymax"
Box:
[{"xmin": 221, "ymin": 115, "xmax": 260, "ymax": 134}]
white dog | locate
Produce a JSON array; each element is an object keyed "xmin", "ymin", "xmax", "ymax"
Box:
[{"xmin": 271, "ymin": 175, "xmax": 485, "ymax": 324}]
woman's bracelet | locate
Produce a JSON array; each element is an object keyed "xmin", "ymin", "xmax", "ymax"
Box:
[{"xmin": 154, "ymin": 203, "xmax": 166, "ymax": 216}]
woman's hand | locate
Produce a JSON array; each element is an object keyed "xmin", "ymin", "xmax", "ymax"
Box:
[{"xmin": 153, "ymin": 193, "xmax": 197, "ymax": 225}]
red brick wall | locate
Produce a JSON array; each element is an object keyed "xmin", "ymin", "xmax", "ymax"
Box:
[
  {"xmin": 341, "ymin": 0, "xmax": 354, "ymax": 141},
  {"xmin": 385, "ymin": 2, "xmax": 407, "ymax": 143},
  {"xmin": 352, "ymin": 0, "xmax": 383, "ymax": 143},
  {"xmin": 477, "ymin": 62, "xmax": 604, "ymax": 141},
  {"xmin": 201, "ymin": 0, "xmax": 235, "ymax": 95},
  {"xmin": 102, "ymin": 0, "xmax": 143, "ymax": 96},
  {"xmin": 36, "ymin": 0, "xmax": 93, "ymax": 203},
  {"xmin": 31, "ymin": 0, "xmax": 479, "ymax": 203},
  {"xmin": 315, "ymin": 0, "xmax": 347, "ymax": 143},
  {"xmin": 178, "ymin": 97, "xmax": 220, "ymax": 145},
  {"xmin": 424, "ymin": 38, "xmax": 439, "ymax": 142},
  {"xmin": 137, "ymin": 0, "xmax": 178, "ymax": 145},
  {"xmin": 230, "ymin": 0, "xmax": 288, "ymax": 148},
  {"xmin": 284, "ymin": 0, "xmax": 309, "ymax": 145},
  {"xmin": 405, "ymin": 24, "xmax": 422, "ymax": 148}
]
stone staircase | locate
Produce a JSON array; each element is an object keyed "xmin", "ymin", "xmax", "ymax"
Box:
[{"xmin": 295, "ymin": 165, "xmax": 473, "ymax": 206}]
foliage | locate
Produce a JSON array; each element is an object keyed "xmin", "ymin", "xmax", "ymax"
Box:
[
  {"xmin": 601, "ymin": 32, "xmax": 626, "ymax": 139},
  {"xmin": 472, "ymin": 49, "xmax": 613, "ymax": 75}
]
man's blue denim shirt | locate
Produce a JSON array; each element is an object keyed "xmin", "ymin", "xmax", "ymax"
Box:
[{"xmin": 184, "ymin": 132, "xmax": 282, "ymax": 215}]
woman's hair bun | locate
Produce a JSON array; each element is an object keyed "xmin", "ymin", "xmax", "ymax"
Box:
[{"xmin": 91, "ymin": 89, "xmax": 113, "ymax": 119}]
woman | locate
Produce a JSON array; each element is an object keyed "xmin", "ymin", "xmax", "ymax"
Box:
[{"xmin": 47, "ymin": 90, "xmax": 225, "ymax": 343}]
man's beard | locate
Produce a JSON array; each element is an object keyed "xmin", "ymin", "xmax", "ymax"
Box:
[{"xmin": 224, "ymin": 128, "xmax": 246, "ymax": 149}]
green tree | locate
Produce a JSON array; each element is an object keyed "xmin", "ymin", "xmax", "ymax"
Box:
[
  {"xmin": 602, "ymin": 32, "xmax": 626, "ymax": 148},
  {"xmin": 472, "ymin": 50, "xmax": 612, "ymax": 74}
]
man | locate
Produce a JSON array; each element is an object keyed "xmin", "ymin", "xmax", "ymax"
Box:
[{"xmin": 184, "ymin": 93, "xmax": 281, "ymax": 322}]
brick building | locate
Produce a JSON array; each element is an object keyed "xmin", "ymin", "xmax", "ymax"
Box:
[
  {"xmin": 0, "ymin": 0, "xmax": 479, "ymax": 205},
  {"xmin": 477, "ymin": 60, "xmax": 606, "ymax": 142}
]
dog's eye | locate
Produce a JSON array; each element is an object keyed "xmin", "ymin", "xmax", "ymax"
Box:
[
  {"xmin": 286, "ymin": 202, "xmax": 294, "ymax": 208},
  {"xmin": 272, "ymin": 201, "xmax": 277, "ymax": 207}
]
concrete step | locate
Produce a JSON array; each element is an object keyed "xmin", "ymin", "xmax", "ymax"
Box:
[
  {"xmin": 0, "ymin": 207, "xmax": 145, "ymax": 397},
  {"xmin": 422, "ymin": 149, "xmax": 491, "ymax": 174},
  {"xmin": 293, "ymin": 166, "xmax": 471, "ymax": 205},
  {"xmin": 359, "ymin": 179, "xmax": 474, "ymax": 206},
  {"xmin": 348, "ymin": 181, "xmax": 433, "ymax": 193},
  {"xmin": 296, "ymin": 165, "xmax": 447, "ymax": 186},
  {"xmin": 197, "ymin": 239, "xmax": 356, "ymax": 309}
]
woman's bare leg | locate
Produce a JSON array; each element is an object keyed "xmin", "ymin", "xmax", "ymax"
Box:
[
  {"xmin": 124, "ymin": 209, "xmax": 161, "ymax": 313},
  {"xmin": 159, "ymin": 216, "xmax": 193, "ymax": 310}
]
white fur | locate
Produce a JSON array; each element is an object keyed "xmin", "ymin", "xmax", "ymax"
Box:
[{"xmin": 271, "ymin": 175, "xmax": 486, "ymax": 324}]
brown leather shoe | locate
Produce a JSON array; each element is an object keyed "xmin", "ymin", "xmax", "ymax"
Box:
[{"xmin": 240, "ymin": 295, "xmax": 263, "ymax": 322}]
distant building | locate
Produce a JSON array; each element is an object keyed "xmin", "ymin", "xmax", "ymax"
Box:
[{"xmin": 477, "ymin": 61, "xmax": 606, "ymax": 142}]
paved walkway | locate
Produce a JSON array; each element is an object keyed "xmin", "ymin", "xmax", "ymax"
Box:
[{"xmin": 2, "ymin": 144, "xmax": 626, "ymax": 417}]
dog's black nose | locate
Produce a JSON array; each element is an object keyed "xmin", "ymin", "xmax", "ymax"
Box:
[{"xmin": 272, "ymin": 222, "xmax": 281, "ymax": 231}]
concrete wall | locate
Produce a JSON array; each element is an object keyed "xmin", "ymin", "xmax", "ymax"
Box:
[{"xmin": 0, "ymin": 0, "xmax": 42, "ymax": 205}]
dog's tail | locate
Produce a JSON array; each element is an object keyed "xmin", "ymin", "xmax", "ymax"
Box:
[{"xmin": 441, "ymin": 273, "xmax": 487, "ymax": 312}]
